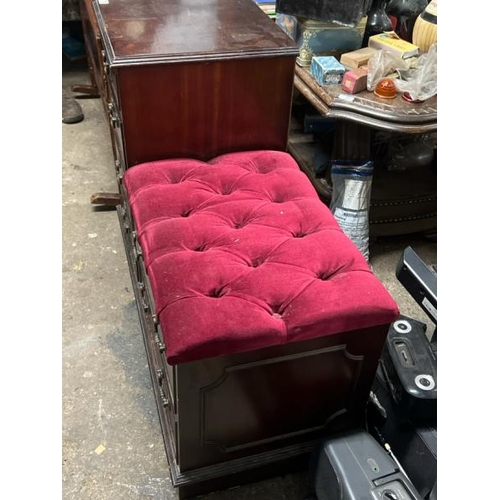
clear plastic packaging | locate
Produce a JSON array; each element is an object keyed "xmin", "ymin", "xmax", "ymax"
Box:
[
  {"xmin": 394, "ymin": 43, "xmax": 437, "ymax": 101},
  {"xmin": 330, "ymin": 160, "xmax": 374, "ymax": 261},
  {"xmin": 367, "ymin": 49, "xmax": 409, "ymax": 91},
  {"xmin": 367, "ymin": 44, "xmax": 437, "ymax": 101}
]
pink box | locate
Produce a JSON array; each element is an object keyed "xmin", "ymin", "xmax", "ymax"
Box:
[{"xmin": 341, "ymin": 66, "xmax": 369, "ymax": 94}]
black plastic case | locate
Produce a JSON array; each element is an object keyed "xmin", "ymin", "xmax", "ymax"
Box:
[
  {"xmin": 312, "ymin": 429, "xmax": 424, "ymax": 500},
  {"xmin": 370, "ymin": 367, "xmax": 437, "ymax": 499},
  {"xmin": 381, "ymin": 315, "xmax": 437, "ymax": 422}
]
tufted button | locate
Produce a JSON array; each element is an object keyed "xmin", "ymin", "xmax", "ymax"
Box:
[
  {"xmin": 181, "ymin": 209, "xmax": 192, "ymax": 218},
  {"xmin": 234, "ymin": 221, "xmax": 246, "ymax": 229},
  {"xmin": 193, "ymin": 245, "xmax": 207, "ymax": 252},
  {"xmin": 251, "ymin": 258, "xmax": 262, "ymax": 268},
  {"xmin": 270, "ymin": 304, "xmax": 284, "ymax": 317},
  {"xmin": 318, "ymin": 271, "xmax": 333, "ymax": 281},
  {"xmin": 293, "ymin": 231, "xmax": 306, "ymax": 238},
  {"xmin": 207, "ymin": 288, "xmax": 225, "ymax": 298}
]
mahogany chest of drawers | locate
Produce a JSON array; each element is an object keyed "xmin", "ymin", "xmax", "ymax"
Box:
[{"xmin": 84, "ymin": 0, "xmax": 298, "ymax": 173}]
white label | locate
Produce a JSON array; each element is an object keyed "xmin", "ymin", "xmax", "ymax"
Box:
[
  {"xmin": 338, "ymin": 94, "xmax": 355, "ymax": 102},
  {"xmin": 98, "ymin": 0, "xmax": 109, "ymax": 4},
  {"xmin": 333, "ymin": 207, "xmax": 370, "ymax": 259},
  {"xmin": 422, "ymin": 297, "xmax": 437, "ymax": 321},
  {"xmin": 333, "ymin": 208, "xmax": 369, "ymax": 238},
  {"xmin": 342, "ymin": 179, "xmax": 371, "ymax": 211}
]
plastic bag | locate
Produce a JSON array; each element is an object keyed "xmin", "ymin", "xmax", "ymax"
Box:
[
  {"xmin": 367, "ymin": 44, "xmax": 438, "ymax": 101},
  {"xmin": 393, "ymin": 43, "xmax": 437, "ymax": 101},
  {"xmin": 367, "ymin": 50, "xmax": 409, "ymax": 91},
  {"xmin": 330, "ymin": 160, "xmax": 374, "ymax": 261}
]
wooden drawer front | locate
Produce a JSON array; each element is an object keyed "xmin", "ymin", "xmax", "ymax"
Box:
[
  {"xmin": 121, "ymin": 209, "xmax": 179, "ymax": 454},
  {"xmin": 155, "ymin": 362, "xmax": 176, "ymax": 425},
  {"xmin": 148, "ymin": 315, "xmax": 177, "ymax": 417},
  {"xmin": 107, "ymin": 99, "xmax": 127, "ymax": 167},
  {"xmin": 135, "ymin": 238, "xmax": 177, "ymax": 419},
  {"xmin": 106, "ymin": 67, "xmax": 121, "ymax": 117},
  {"xmin": 147, "ymin": 323, "xmax": 178, "ymax": 458},
  {"xmin": 98, "ymin": 45, "xmax": 111, "ymax": 103}
]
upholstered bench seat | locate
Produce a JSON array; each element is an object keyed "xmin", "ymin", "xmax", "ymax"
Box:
[
  {"xmin": 124, "ymin": 150, "xmax": 398, "ymax": 365},
  {"xmin": 120, "ymin": 150, "xmax": 399, "ymax": 498}
]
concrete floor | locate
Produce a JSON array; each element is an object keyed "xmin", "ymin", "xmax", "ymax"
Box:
[{"xmin": 62, "ymin": 58, "xmax": 437, "ymax": 500}]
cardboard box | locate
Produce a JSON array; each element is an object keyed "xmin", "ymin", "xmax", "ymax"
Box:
[
  {"xmin": 311, "ymin": 56, "xmax": 345, "ymax": 86},
  {"xmin": 340, "ymin": 47, "xmax": 378, "ymax": 69},
  {"xmin": 341, "ymin": 66, "xmax": 369, "ymax": 94},
  {"xmin": 368, "ymin": 32, "xmax": 419, "ymax": 59}
]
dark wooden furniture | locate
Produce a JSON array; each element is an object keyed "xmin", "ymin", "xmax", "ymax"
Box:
[
  {"xmin": 290, "ymin": 63, "xmax": 437, "ymax": 237},
  {"xmin": 119, "ymin": 150, "xmax": 399, "ymax": 499},
  {"xmin": 294, "ymin": 64, "xmax": 437, "ymax": 133},
  {"xmin": 80, "ymin": 0, "xmax": 298, "ymax": 177},
  {"xmin": 73, "ymin": 0, "xmax": 105, "ymax": 99},
  {"xmin": 124, "ymin": 275, "xmax": 390, "ymax": 499}
]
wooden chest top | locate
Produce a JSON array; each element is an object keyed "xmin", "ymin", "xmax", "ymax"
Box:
[{"xmin": 94, "ymin": 0, "xmax": 298, "ymax": 66}]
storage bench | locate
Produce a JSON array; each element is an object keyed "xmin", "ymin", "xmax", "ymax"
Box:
[{"xmin": 118, "ymin": 150, "xmax": 399, "ymax": 498}]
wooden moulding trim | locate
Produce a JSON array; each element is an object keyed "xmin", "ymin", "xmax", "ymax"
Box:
[
  {"xmin": 293, "ymin": 75, "xmax": 437, "ymax": 130},
  {"xmin": 325, "ymin": 109, "xmax": 438, "ymax": 134},
  {"xmin": 107, "ymin": 49, "xmax": 300, "ymax": 67},
  {"xmin": 198, "ymin": 345, "xmax": 363, "ymax": 452},
  {"xmin": 168, "ymin": 438, "xmax": 321, "ymax": 487},
  {"xmin": 94, "ymin": 6, "xmax": 298, "ymax": 68}
]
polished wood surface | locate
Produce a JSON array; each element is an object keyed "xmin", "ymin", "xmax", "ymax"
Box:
[
  {"xmin": 176, "ymin": 327, "xmax": 387, "ymax": 473},
  {"xmin": 94, "ymin": 0, "xmax": 298, "ymax": 65},
  {"xmin": 84, "ymin": 0, "xmax": 299, "ymax": 166},
  {"xmin": 294, "ymin": 63, "xmax": 437, "ymax": 133},
  {"xmin": 115, "ymin": 57, "xmax": 296, "ymax": 165}
]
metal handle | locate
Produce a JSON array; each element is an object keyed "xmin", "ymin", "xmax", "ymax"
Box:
[
  {"xmin": 101, "ymin": 49, "xmax": 110, "ymax": 75},
  {"xmin": 108, "ymin": 102, "xmax": 120, "ymax": 128}
]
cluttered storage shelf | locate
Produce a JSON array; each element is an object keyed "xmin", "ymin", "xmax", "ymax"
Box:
[{"xmin": 273, "ymin": 0, "xmax": 437, "ymax": 240}]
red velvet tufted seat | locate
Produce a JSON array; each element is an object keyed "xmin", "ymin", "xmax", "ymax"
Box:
[{"xmin": 123, "ymin": 150, "xmax": 399, "ymax": 365}]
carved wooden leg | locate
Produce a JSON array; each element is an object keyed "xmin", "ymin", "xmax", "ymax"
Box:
[
  {"xmin": 90, "ymin": 192, "xmax": 122, "ymax": 206},
  {"xmin": 71, "ymin": 84, "xmax": 100, "ymax": 98},
  {"xmin": 333, "ymin": 121, "xmax": 371, "ymax": 161}
]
